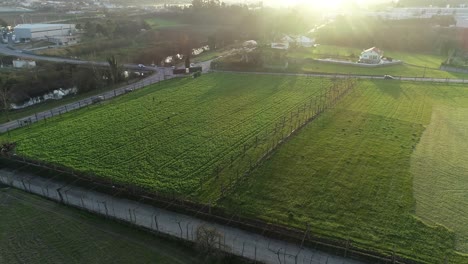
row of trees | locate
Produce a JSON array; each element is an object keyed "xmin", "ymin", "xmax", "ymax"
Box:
[
  {"xmin": 315, "ymin": 15, "xmax": 459, "ymax": 55},
  {"xmin": 0, "ymin": 58, "xmax": 132, "ymax": 120},
  {"xmin": 80, "ymin": 18, "xmax": 151, "ymax": 39}
]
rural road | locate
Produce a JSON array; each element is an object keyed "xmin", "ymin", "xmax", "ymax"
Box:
[
  {"xmin": 0, "ymin": 168, "xmax": 363, "ymax": 264},
  {"xmin": 0, "ymin": 43, "xmax": 215, "ymax": 134},
  {"xmin": 0, "ymin": 43, "xmax": 153, "ymax": 70}
]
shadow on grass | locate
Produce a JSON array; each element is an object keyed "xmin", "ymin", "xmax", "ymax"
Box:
[{"xmin": 370, "ymin": 79, "xmax": 409, "ymax": 100}]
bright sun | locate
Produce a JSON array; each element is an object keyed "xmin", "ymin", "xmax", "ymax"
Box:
[{"xmin": 270, "ymin": 0, "xmax": 365, "ymax": 9}]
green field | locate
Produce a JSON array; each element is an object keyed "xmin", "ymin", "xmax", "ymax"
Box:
[
  {"xmin": 3, "ymin": 73, "xmax": 468, "ymax": 263},
  {"xmin": 145, "ymin": 17, "xmax": 186, "ymax": 29},
  {"xmin": 1, "ymin": 73, "xmax": 329, "ymax": 200},
  {"xmin": 286, "ymin": 45, "xmax": 467, "ymax": 79},
  {"xmin": 221, "ymin": 79, "xmax": 468, "ymax": 263},
  {"xmin": 0, "ymin": 187, "xmax": 227, "ymax": 264}
]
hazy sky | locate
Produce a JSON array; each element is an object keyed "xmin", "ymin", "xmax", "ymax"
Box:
[{"xmin": 260, "ymin": 0, "xmax": 390, "ymax": 8}]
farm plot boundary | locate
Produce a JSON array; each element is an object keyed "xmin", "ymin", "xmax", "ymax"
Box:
[
  {"xmin": 0, "ymin": 77, "xmax": 422, "ymax": 264},
  {"xmin": 0, "ymin": 156, "xmax": 421, "ymax": 264}
]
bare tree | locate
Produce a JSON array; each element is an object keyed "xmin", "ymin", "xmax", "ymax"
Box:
[
  {"xmin": 106, "ymin": 55, "xmax": 122, "ymax": 85},
  {"xmin": 0, "ymin": 76, "xmax": 15, "ymax": 121},
  {"xmin": 196, "ymin": 224, "xmax": 223, "ymax": 256}
]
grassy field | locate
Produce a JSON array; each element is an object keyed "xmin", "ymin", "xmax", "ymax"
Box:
[
  {"xmin": 0, "ymin": 187, "xmax": 234, "ymax": 264},
  {"xmin": 1, "ymin": 73, "xmax": 329, "ymax": 201},
  {"xmin": 145, "ymin": 17, "xmax": 187, "ymax": 29},
  {"xmin": 287, "ymin": 45, "xmax": 466, "ymax": 78},
  {"xmin": 220, "ymin": 80, "xmax": 468, "ymax": 263},
  {"xmin": 412, "ymin": 106, "xmax": 468, "ymax": 253},
  {"xmin": 3, "ymin": 72, "xmax": 468, "ymax": 262}
]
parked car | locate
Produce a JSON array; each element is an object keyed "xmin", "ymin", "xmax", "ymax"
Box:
[
  {"xmin": 92, "ymin": 96, "xmax": 104, "ymax": 103},
  {"xmin": 138, "ymin": 64, "xmax": 145, "ymax": 68},
  {"xmin": 384, "ymin": 75, "xmax": 395, "ymax": 80},
  {"xmin": 190, "ymin": 63, "xmax": 195, "ymax": 67},
  {"xmin": 124, "ymin": 87, "xmax": 134, "ymax": 93}
]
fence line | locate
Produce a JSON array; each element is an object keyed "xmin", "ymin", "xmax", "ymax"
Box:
[
  {"xmin": 0, "ymin": 76, "xmax": 437, "ymax": 264},
  {"xmin": 202, "ymin": 78, "xmax": 358, "ymax": 202}
]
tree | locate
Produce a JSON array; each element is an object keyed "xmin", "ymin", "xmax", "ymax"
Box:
[
  {"xmin": 195, "ymin": 224, "xmax": 223, "ymax": 255},
  {"xmin": 107, "ymin": 55, "xmax": 122, "ymax": 85},
  {"xmin": 0, "ymin": 18, "xmax": 7, "ymax": 27},
  {"xmin": 0, "ymin": 76, "xmax": 16, "ymax": 121}
]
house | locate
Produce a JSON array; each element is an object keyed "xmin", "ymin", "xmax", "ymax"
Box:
[
  {"xmin": 243, "ymin": 40, "xmax": 258, "ymax": 48},
  {"xmin": 271, "ymin": 42, "xmax": 289, "ymax": 50},
  {"xmin": 295, "ymin": 36, "xmax": 315, "ymax": 48},
  {"xmin": 281, "ymin": 35, "xmax": 295, "ymax": 43},
  {"xmin": 13, "ymin": 59, "xmax": 36, "ymax": 68},
  {"xmin": 359, "ymin": 47, "xmax": 383, "ymax": 64}
]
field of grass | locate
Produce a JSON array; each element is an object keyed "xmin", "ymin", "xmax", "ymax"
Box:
[
  {"xmin": 1, "ymin": 73, "xmax": 329, "ymax": 201},
  {"xmin": 4, "ymin": 72, "xmax": 468, "ymax": 262},
  {"xmin": 411, "ymin": 106, "xmax": 468, "ymax": 253},
  {"xmin": 287, "ymin": 45, "xmax": 462, "ymax": 78},
  {"xmin": 0, "ymin": 187, "xmax": 218, "ymax": 264},
  {"xmin": 145, "ymin": 17, "xmax": 186, "ymax": 29},
  {"xmin": 220, "ymin": 80, "xmax": 468, "ymax": 263}
]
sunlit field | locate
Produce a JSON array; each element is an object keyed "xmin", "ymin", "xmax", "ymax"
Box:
[
  {"xmin": 1, "ymin": 73, "xmax": 329, "ymax": 200},
  {"xmin": 3, "ymin": 72, "xmax": 468, "ymax": 263},
  {"xmin": 221, "ymin": 79, "xmax": 468, "ymax": 263}
]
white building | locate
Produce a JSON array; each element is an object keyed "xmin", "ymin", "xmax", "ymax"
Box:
[
  {"xmin": 13, "ymin": 59, "xmax": 36, "ymax": 68},
  {"xmin": 359, "ymin": 47, "xmax": 383, "ymax": 64},
  {"xmin": 14, "ymin": 24, "xmax": 76, "ymax": 42},
  {"xmin": 271, "ymin": 42, "xmax": 290, "ymax": 50},
  {"xmin": 295, "ymin": 36, "xmax": 315, "ymax": 48}
]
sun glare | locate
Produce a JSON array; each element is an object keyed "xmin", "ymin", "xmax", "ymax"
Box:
[{"xmin": 270, "ymin": 0, "xmax": 367, "ymax": 9}]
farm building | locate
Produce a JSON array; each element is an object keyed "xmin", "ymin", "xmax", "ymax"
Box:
[
  {"xmin": 359, "ymin": 47, "xmax": 383, "ymax": 64},
  {"xmin": 14, "ymin": 24, "xmax": 76, "ymax": 42}
]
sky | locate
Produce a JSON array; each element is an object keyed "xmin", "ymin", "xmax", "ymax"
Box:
[{"xmin": 261, "ymin": 0, "xmax": 390, "ymax": 8}]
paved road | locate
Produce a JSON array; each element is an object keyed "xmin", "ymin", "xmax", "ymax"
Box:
[
  {"xmin": 213, "ymin": 69, "xmax": 468, "ymax": 83},
  {"xmin": 0, "ymin": 43, "xmax": 154, "ymax": 71},
  {"xmin": 0, "ymin": 44, "xmax": 215, "ymax": 133},
  {"xmin": 0, "ymin": 168, "xmax": 363, "ymax": 264}
]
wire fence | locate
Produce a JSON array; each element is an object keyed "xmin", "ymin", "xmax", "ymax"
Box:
[
  {"xmin": 0, "ymin": 75, "xmax": 426, "ymax": 264},
  {"xmin": 197, "ymin": 77, "xmax": 358, "ymax": 202},
  {"xmin": 0, "ymin": 164, "xmax": 381, "ymax": 264}
]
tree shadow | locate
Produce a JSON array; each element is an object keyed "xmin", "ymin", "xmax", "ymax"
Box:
[{"xmin": 371, "ymin": 79, "xmax": 408, "ymax": 100}]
